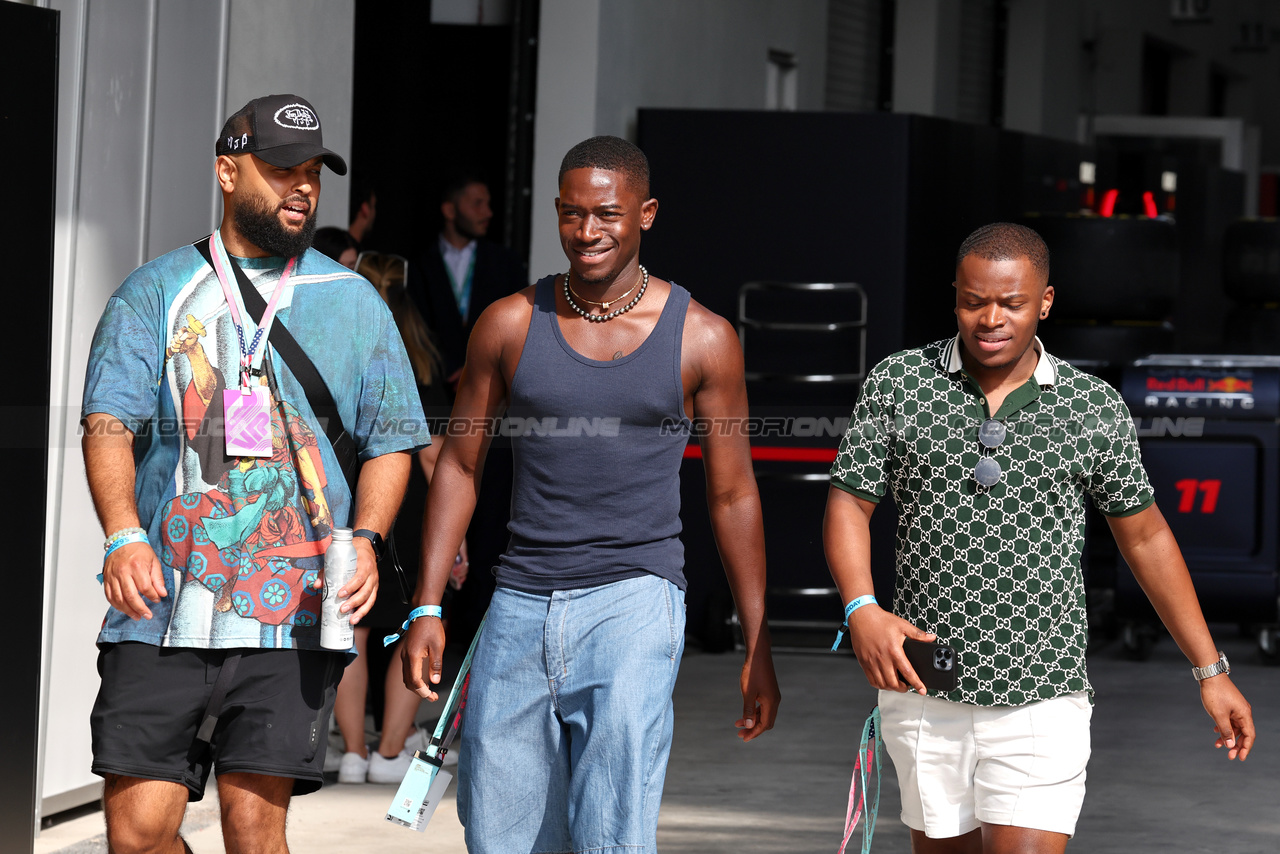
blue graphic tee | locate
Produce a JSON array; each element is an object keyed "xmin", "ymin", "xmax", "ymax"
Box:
[{"xmin": 82, "ymin": 243, "xmax": 430, "ymax": 650}]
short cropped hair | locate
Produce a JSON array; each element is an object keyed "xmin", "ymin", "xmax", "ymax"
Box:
[
  {"xmin": 312, "ymin": 226, "xmax": 358, "ymax": 263},
  {"xmin": 349, "ymin": 177, "xmax": 375, "ymax": 225},
  {"xmin": 956, "ymin": 222, "xmax": 1050, "ymax": 282},
  {"xmin": 440, "ymin": 172, "xmax": 488, "ymax": 205},
  {"xmin": 558, "ymin": 136, "xmax": 650, "ymax": 199}
]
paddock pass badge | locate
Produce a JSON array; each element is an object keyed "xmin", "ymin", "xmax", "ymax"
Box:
[
  {"xmin": 386, "ymin": 751, "xmax": 451, "ymax": 832},
  {"xmin": 222, "ymin": 386, "xmax": 272, "ymax": 457}
]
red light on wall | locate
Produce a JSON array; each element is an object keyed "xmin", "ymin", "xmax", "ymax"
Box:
[
  {"xmin": 682, "ymin": 445, "xmax": 838, "ymax": 463},
  {"xmin": 1142, "ymin": 191, "xmax": 1159, "ymax": 218},
  {"xmin": 1100, "ymin": 188, "xmax": 1119, "ymax": 217}
]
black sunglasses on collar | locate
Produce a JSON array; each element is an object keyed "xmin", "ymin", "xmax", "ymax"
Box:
[{"xmin": 974, "ymin": 418, "xmax": 1007, "ymax": 487}]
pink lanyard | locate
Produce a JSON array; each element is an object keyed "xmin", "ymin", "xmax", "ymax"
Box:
[
  {"xmin": 838, "ymin": 706, "xmax": 881, "ymax": 854},
  {"xmin": 208, "ymin": 230, "xmax": 295, "ymax": 390}
]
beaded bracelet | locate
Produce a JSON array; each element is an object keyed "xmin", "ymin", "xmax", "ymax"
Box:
[
  {"xmin": 383, "ymin": 604, "xmax": 444, "ymax": 647},
  {"xmin": 831, "ymin": 595, "xmax": 878, "ymax": 652},
  {"xmin": 104, "ymin": 527, "xmax": 147, "ymax": 552}
]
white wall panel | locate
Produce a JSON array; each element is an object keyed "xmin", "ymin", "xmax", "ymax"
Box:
[
  {"xmin": 529, "ymin": 0, "xmax": 826, "ymax": 281},
  {"xmin": 39, "ymin": 0, "xmax": 97, "ymax": 820},
  {"xmin": 1004, "ymin": 0, "xmax": 1084, "ymax": 142},
  {"xmin": 41, "ymin": 0, "xmax": 159, "ymax": 816},
  {"xmin": 147, "ymin": 0, "xmax": 229, "ymax": 259},
  {"xmin": 892, "ymin": 0, "xmax": 961, "ymax": 118},
  {"xmin": 529, "ymin": 0, "xmax": 602, "ymax": 282},
  {"xmin": 594, "ymin": 0, "xmax": 828, "ymax": 139},
  {"xmin": 226, "ymin": 0, "xmax": 355, "ymax": 229}
]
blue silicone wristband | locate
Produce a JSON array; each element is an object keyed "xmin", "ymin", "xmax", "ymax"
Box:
[
  {"xmin": 831, "ymin": 595, "xmax": 878, "ymax": 651},
  {"xmin": 100, "ymin": 532, "xmax": 150, "ymax": 585},
  {"xmin": 383, "ymin": 604, "xmax": 444, "ymax": 647},
  {"xmin": 103, "ymin": 532, "xmax": 149, "ymax": 560}
]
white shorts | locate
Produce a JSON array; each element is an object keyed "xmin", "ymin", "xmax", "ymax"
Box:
[{"xmin": 877, "ymin": 689, "xmax": 1092, "ymax": 839}]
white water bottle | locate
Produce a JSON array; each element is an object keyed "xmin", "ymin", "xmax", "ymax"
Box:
[{"xmin": 321, "ymin": 527, "xmax": 358, "ymax": 649}]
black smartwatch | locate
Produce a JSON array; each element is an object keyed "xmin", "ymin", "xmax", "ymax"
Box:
[{"xmin": 351, "ymin": 529, "xmax": 385, "ymax": 562}]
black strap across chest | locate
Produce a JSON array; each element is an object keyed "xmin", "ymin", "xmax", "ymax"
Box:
[{"xmin": 192, "ymin": 237, "xmax": 359, "ymax": 495}]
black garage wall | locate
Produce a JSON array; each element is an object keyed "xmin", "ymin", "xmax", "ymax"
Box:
[
  {"xmin": 637, "ymin": 110, "xmax": 1093, "ymax": 644},
  {"xmin": 2, "ymin": 2, "xmax": 58, "ymax": 847},
  {"xmin": 638, "ymin": 109, "xmax": 1095, "ymax": 368}
]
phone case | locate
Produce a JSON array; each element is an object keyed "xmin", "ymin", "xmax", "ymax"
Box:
[{"xmin": 902, "ymin": 638, "xmax": 959, "ymax": 692}]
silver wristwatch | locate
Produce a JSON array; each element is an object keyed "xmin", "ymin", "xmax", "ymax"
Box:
[{"xmin": 1191, "ymin": 651, "xmax": 1230, "ymax": 682}]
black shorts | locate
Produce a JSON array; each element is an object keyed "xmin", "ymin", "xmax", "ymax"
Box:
[{"xmin": 90, "ymin": 642, "xmax": 345, "ymax": 801}]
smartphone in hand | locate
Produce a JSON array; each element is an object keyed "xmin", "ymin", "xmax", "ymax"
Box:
[{"xmin": 902, "ymin": 638, "xmax": 959, "ymax": 692}]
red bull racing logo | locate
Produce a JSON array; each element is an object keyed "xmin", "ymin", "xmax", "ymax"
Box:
[{"xmin": 1142, "ymin": 374, "xmax": 1256, "ymax": 411}]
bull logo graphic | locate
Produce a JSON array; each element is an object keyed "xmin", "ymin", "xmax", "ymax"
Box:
[
  {"xmin": 274, "ymin": 104, "xmax": 319, "ymax": 130},
  {"xmin": 1208, "ymin": 376, "xmax": 1253, "ymax": 393}
]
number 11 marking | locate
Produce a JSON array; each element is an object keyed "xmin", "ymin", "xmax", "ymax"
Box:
[{"xmin": 1174, "ymin": 478, "xmax": 1221, "ymax": 514}]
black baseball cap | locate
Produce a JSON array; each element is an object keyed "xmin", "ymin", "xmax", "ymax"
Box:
[{"xmin": 215, "ymin": 94, "xmax": 347, "ymax": 176}]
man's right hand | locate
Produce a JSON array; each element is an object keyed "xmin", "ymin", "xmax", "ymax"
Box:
[
  {"xmin": 401, "ymin": 615, "xmax": 446, "ymax": 702},
  {"xmin": 101, "ymin": 542, "xmax": 167, "ymax": 620},
  {"xmin": 849, "ymin": 605, "xmax": 936, "ymax": 694}
]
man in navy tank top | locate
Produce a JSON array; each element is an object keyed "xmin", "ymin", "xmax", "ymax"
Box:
[{"xmin": 401, "ymin": 136, "xmax": 781, "ymax": 853}]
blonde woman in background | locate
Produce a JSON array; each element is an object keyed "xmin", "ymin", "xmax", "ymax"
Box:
[{"xmin": 331, "ymin": 251, "xmax": 468, "ymax": 784}]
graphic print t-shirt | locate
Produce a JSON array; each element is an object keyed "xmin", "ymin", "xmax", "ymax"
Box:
[{"xmin": 83, "ymin": 244, "xmax": 430, "ymax": 650}]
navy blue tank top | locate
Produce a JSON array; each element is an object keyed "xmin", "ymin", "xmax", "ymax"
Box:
[{"xmin": 496, "ymin": 274, "xmax": 693, "ymax": 592}]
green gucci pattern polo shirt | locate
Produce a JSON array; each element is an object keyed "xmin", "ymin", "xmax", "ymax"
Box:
[{"xmin": 830, "ymin": 337, "xmax": 1154, "ymax": 707}]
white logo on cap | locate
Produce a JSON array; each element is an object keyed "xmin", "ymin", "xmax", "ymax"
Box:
[{"xmin": 274, "ymin": 104, "xmax": 319, "ymax": 131}]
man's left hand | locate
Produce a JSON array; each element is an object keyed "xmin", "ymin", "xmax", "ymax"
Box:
[
  {"xmin": 1200, "ymin": 675, "xmax": 1255, "ymax": 761},
  {"xmin": 328, "ymin": 536, "xmax": 378, "ymax": 626},
  {"xmin": 735, "ymin": 647, "xmax": 781, "ymax": 742}
]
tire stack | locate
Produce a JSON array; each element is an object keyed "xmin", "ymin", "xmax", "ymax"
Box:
[
  {"xmin": 747, "ymin": 282, "xmax": 869, "ymax": 649},
  {"xmin": 1222, "ymin": 219, "xmax": 1280, "ymax": 355},
  {"xmin": 1026, "ymin": 215, "xmax": 1179, "ymax": 374}
]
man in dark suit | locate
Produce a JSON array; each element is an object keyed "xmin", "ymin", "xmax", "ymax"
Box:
[
  {"xmin": 409, "ymin": 175, "xmax": 527, "ymax": 384},
  {"xmin": 409, "ymin": 175, "xmax": 526, "ymax": 644}
]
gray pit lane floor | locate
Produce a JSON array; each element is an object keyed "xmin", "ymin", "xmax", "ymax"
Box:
[{"xmin": 36, "ymin": 629, "xmax": 1277, "ymax": 853}]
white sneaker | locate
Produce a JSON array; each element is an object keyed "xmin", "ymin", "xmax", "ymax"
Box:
[
  {"xmin": 367, "ymin": 749, "xmax": 414, "ymax": 784},
  {"xmin": 404, "ymin": 727, "xmax": 429, "ymax": 753},
  {"xmin": 337, "ymin": 751, "xmax": 369, "ymax": 784}
]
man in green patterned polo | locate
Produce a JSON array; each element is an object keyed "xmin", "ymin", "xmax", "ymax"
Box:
[{"xmin": 824, "ymin": 222, "xmax": 1255, "ymax": 853}]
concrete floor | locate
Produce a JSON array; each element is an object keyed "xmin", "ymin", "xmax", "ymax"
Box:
[{"xmin": 36, "ymin": 628, "xmax": 1278, "ymax": 853}]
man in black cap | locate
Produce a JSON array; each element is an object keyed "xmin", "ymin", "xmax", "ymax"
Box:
[{"xmin": 81, "ymin": 94, "xmax": 429, "ymax": 852}]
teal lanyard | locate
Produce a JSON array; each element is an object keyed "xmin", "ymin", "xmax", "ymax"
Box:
[
  {"xmin": 422, "ymin": 608, "xmax": 488, "ymax": 764},
  {"xmin": 445, "ymin": 252, "xmax": 476, "ymax": 323}
]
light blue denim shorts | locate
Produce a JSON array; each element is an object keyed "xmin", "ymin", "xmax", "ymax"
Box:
[{"xmin": 458, "ymin": 573, "xmax": 686, "ymax": 854}]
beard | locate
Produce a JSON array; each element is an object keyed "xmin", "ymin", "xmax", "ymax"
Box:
[
  {"xmin": 233, "ymin": 191, "xmax": 318, "ymax": 259},
  {"xmin": 454, "ymin": 214, "xmax": 489, "ymax": 242}
]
